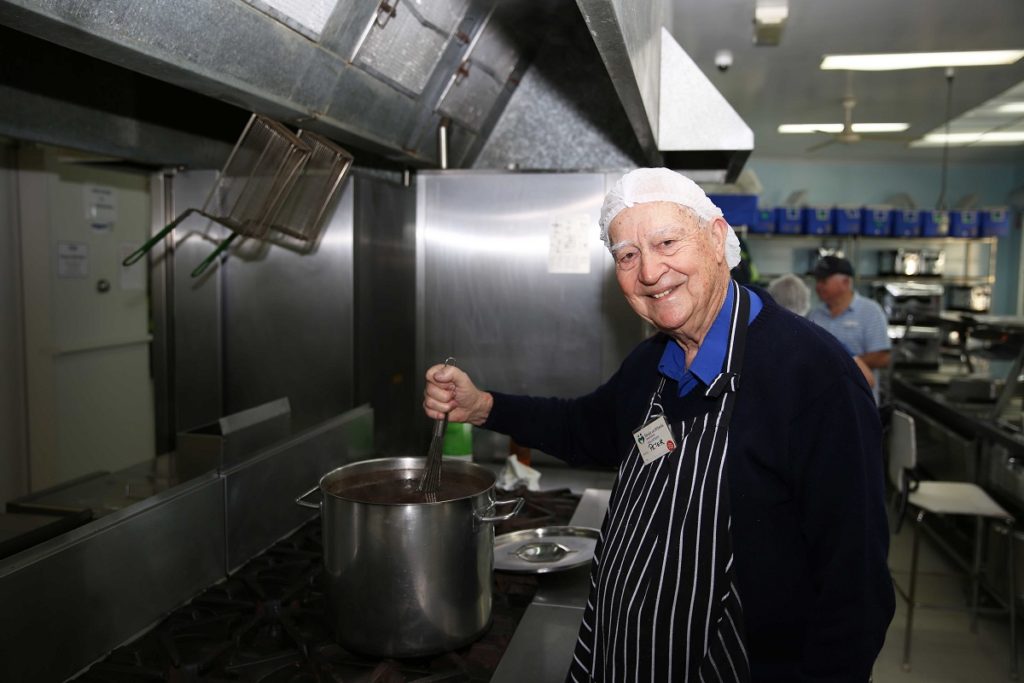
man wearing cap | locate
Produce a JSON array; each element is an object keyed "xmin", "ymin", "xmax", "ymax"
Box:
[
  {"xmin": 807, "ymin": 256, "xmax": 891, "ymax": 403},
  {"xmin": 423, "ymin": 169, "xmax": 894, "ymax": 682}
]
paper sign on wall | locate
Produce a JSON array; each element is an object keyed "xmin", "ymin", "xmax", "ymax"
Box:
[
  {"xmin": 548, "ymin": 214, "xmax": 590, "ymax": 274},
  {"xmin": 57, "ymin": 241, "xmax": 89, "ymax": 278},
  {"xmin": 84, "ymin": 185, "xmax": 117, "ymax": 231}
]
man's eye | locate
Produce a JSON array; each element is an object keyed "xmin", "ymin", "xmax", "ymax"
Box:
[{"xmin": 616, "ymin": 252, "xmax": 637, "ymax": 266}]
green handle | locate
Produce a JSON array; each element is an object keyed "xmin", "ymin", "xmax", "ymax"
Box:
[
  {"xmin": 122, "ymin": 208, "xmax": 197, "ymax": 266},
  {"xmin": 191, "ymin": 232, "xmax": 239, "ymax": 278}
]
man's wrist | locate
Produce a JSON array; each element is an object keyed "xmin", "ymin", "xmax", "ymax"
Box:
[{"xmin": 470, "ymin": 392, "xmax": 494, "ymax": 427}]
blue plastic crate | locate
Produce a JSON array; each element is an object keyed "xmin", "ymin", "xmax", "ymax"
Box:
[
  {"xmin": 751, "ymin": 208, "xmax": 776, "ymax": 234},
  {"xmin": 981, "ymin": 207, "xmax": 1010, "ymax": 237},
  {"xmin": 949, "ymin": 210, "xmax": 979, "ymax": 238},
  {"xmin": 831, "ymin": 207, "xmax": 861, "ymax": 235},
  {"xmin": 802, "ymin": 207, "xmax": 833, "ymax": 235},
  {"xmin": 920, "ymin": 210, "xmax": 949, "ymax": 237},
  {"xmin": 708, "ymin": 194, "xmax": 758, "ymax": 228},
  {"xmin": 861, "ymin": 207, "xmax": 892, "ymax": 237},
  {"xmin": 891, "ymin": 209, "xmax": 921, "ymax": 237},
  {"xmin": 774, "ymin": 207, "xmax": 802, "ymax": 234}
]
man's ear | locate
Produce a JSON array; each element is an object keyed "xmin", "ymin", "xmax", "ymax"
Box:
[{"xmin": 710, "ymin": 217, "xmax": 728, "ymax": 263}]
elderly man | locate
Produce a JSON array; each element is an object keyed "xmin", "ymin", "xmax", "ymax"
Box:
[
  {"xmin": 806, "ymin": 256, "xmax": 891, "ymax": 403},
  {"xmin": 423, "ymin": 169, "xmax": 893, "ymax": 682}
]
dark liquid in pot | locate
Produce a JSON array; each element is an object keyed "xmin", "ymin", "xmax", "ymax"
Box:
[{"xmin": 328, "ymin": 470, "xmax": 488, "ymax": 504}]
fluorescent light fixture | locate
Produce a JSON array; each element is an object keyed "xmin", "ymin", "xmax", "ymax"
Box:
[
  {"xmin": 911, "ymin": 131, "xmax": 1024, "ymax": 146},
  {"xmin": 996, "ymin": 102, "xmax": 1024, "ymax": 114},
  {"xmin": 821, "ymin": 50, "xmax": 1024, "ymax": 71},
  {"xmin": 778, "ymin": 123, "xmax": 909, "ymax": 134}
]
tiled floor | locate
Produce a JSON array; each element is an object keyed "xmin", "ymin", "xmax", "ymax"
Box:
[{"xmin": 874, "ymin": 522, "xmax": 1020, "ymax": 682}]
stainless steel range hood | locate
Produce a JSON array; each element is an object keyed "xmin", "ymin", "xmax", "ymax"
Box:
[
  {"xmin": 0, "ymin": 0, "xmax": 542, "ymax": 169},
  {"xmin": 576, "ymin": 0, "xmax": 754, "ymax": 182}
]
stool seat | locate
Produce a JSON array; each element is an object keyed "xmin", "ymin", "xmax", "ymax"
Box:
[{"xmin": 911, "ymin": 481, "xmax": 1011, "ymax": 519}]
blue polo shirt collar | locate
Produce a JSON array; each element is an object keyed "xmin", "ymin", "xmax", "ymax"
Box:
[{"xmin": 657, "ymin": 284, "xmax": 762, "ymax": 397}]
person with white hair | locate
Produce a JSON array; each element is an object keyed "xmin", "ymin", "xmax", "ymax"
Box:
[
  {"xmin": 768, "ymin": 273, "xmax": 878, "ymax": 389},
  {"xmin": 423, "ymin": 168, "xmax": 893, "ymax": 682},
  {"xmin": 766, "ymin": 273, "xmax": 812, "ymax": 316}
]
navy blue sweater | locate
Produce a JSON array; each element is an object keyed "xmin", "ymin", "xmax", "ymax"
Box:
[{"xmin": 485, "ymin": 291, "xmax": 895, "ymax": 682}]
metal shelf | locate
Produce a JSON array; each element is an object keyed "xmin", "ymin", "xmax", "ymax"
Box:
[{"xmin": 744, "ymin": 232, "xmax": 997, "ymax": 286}]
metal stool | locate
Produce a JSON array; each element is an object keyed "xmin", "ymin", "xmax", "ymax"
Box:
[{"xmin": 889, "ymin": 409, "xmax": 1018, "ymax": 679}]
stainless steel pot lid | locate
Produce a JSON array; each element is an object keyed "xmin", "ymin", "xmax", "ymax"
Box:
[{"xmin": 494, "ymin": 526, "xmax": 599, "ymax": 574}]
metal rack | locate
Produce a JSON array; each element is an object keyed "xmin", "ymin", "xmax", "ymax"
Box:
[{"xmin": 744, "ymin": 232, "xmax": 998, "ymax": 287}]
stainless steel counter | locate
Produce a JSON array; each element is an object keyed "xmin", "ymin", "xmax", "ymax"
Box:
[{"xmin": 492, "ymin": 487, "xmax": 611, "ymax": 683}]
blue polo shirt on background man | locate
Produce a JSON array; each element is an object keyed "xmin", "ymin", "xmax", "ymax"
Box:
[{"xmin": 807, "ymin": 256, "xmax": 891, "ymax": 403}]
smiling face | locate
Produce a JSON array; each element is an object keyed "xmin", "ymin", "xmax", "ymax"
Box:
[{"xmin": 608, "ymin": 202, "xmax": 730, "ymax": 349}]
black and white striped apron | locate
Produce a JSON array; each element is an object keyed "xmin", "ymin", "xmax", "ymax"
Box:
[{"xmin": 568, "ymin": 281, "xmax": 752, "ymax": 683}]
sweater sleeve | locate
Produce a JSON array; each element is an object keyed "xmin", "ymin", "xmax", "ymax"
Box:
[
  {"xmin": 482, "ymin": 370, "xmax": 625, "ymax": 468},
  {"xmin": 790, "ymin": 372, "xmax": 896, "ymax": 680}
]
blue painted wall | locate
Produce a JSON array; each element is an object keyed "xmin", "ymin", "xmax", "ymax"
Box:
[{"xmin": 748, "ymin": 158, "xmax": 1024, "ymax": 314}]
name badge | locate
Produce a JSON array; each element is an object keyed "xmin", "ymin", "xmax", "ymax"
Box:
[{"xmin": 633, "ymin": 415, "xmax": 677, "ymax": 464}]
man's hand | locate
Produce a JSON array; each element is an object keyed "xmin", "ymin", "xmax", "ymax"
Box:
[{"xmin": 423, "ymin": 364, "xmax": 494, "ymax": 426}]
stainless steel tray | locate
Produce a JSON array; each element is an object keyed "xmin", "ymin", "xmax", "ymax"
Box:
[{"xmin": 493, "ymin": 526, "xmax": 599, "ymax": 574}]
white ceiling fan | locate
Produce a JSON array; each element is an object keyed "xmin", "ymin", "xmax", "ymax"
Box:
[{"xmin": 806, "ymin": 73, "xmax": 916, "ymax": 152}]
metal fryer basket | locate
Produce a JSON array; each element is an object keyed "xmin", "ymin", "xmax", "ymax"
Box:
[
  {"xmin": 123, "ymin": 114, "xmax": 311, "ymax": 270},
  {"xmin": 269, "ymin": 130, "xmax": 355, "ymax": 243}
]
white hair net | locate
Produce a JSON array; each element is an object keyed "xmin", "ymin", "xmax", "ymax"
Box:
[{"xmin": 599, "ymin": 168, "xmax": 741, "ymax": 269}]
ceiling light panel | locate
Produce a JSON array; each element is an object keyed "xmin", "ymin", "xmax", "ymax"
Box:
[
  {"xmin": 911, "ymin": 131, "xmax": 1024, "ymax": 147},
  {"xmin": 820, "ymin": 50, "xmax": 1024, "ymax": 71},
  {"xmin": 778, "ymin": 123, "xmax": 909, "ymax": 134}
]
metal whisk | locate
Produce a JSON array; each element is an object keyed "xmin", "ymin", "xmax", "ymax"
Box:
[{"xmin": 418, "ymin": 357, "xmax": 456, "ymax": 501}]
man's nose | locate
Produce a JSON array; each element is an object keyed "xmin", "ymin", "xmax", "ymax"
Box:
[{"xmin": 638, "ymin": 252, "xmax": 665, "ymax": 285}]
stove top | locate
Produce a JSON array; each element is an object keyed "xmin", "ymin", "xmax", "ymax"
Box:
[{"xmin": 75, "ymin": 487, "xmax": 580, "ymax": 683}]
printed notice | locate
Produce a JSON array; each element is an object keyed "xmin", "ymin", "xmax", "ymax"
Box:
[
  {"xmin": 57, "ymin": 242, "xmax": 89, "ymax": 278},
  {"xmin": 548, "ymin": 214, "xmax": 590, "ymax": 274},
  {"xmin": 84, "ymin": 185, "xmax": 117, "ymax": 231}
]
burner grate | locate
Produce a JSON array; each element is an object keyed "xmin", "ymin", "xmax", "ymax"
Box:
[{"xmin": 76, "ymin": 488, "xmax": 581, "ymax": 682}]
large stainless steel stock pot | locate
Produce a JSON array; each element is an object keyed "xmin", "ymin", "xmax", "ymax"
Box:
[{"xmin": 297, "ymin": 456, "xmax": 523, "ymax": 657}]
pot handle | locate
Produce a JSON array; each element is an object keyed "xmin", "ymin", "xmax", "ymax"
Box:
[
  {"xmin": 295, "ymin": 485, "xmax": 321, "ymax": 510},
  {"xmin": 475, "ymin": 497, "xmax": 525, "ymax": 524}
]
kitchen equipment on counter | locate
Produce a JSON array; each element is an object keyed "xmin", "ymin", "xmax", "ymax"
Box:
[
  {"xmin": 947, "ymin": 375, "xmax": 1011, "ymax": 403},
  {"xmin": 418, "ymin": 357, "xmax": 456, "ymax": 498},
  {"xmin": 877, "ymin": 248, "xmax": 945, "ymax": 276},
  {"xmin": 948, "ymin": 284, "xmax": 992, "ymax": 313},
  {"xmin": 494, "ymin": 526, "xmax": 599, "ymax": 574},
  {"xmin": 888, "ymin": 324, "xmax": 942, "ymax": 368},
  {"xmin": 877, "ymin": 283, "xmax": 945, "ymax": 323},
  {"xmin": 296, "ymin": 456, "xmax": 524, "ymax": 658}
]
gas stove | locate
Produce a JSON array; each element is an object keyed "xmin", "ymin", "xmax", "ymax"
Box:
[{"xmin": 75, "ymin": 488, "xmax": 580, "ymax": 682}]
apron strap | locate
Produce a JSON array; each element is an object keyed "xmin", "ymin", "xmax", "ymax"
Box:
[{"xmin": 705, "ymin": 281, "xmax": 751, "ymax": 399}]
